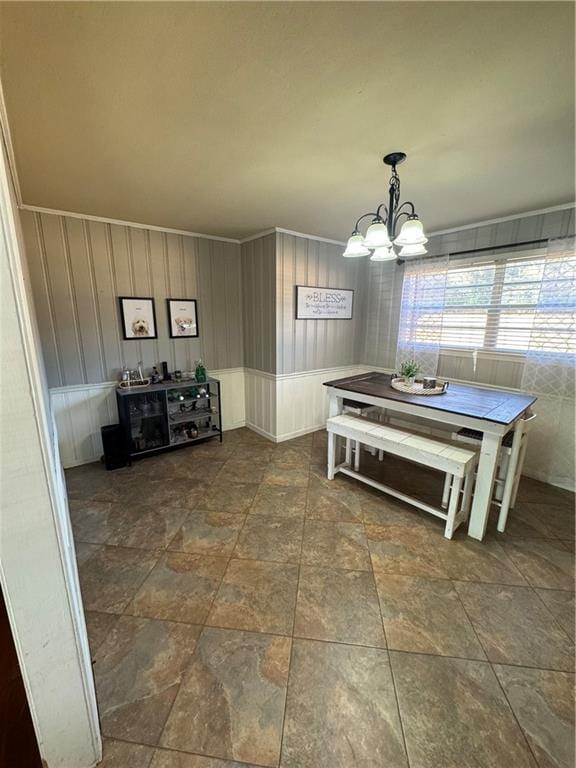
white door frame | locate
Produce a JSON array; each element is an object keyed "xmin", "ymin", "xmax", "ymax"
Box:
[{"xmin": 0, "ymin": 110, "xmax": 101, "ymax": 766}]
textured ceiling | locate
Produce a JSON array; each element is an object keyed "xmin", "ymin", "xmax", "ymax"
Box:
[{"xmin": 0, "ymin": 1, "xmax": 574, "ymax": 240}]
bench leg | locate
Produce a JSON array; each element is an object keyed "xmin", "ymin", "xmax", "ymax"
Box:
[
  {"xmin": 354, "ymin": 440, "xmax": 361, "ymax": 471},
  {"xmin": 345, "ymin": 438, "xmax": 352, "ymax": 466},
  {"xmin": 442, "ymin": 474, "xmax": 452, "ymax": 509},
  {"xmin": 461, "ymin": 471, "xmax": 474, "ymax": 520},
  {"xmin": 378, "ymin": 449, "xmax": 384, "ymax": 462},
  {"xmin": 327, "ymin": 431, "xmax": 336, "ymax": 480},
  {"xmin": 445, "ymin": 475, "xmax": 463, "ymax": 539}
]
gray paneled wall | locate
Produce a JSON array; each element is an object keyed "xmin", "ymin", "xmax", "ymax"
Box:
[
  {"xmin": 362, "ymin": 207, "xmax": 575, "ymax": 388},
  {"xmin": 241, "ymin": 234, "xmax": 277, "ymax": 374},
  {"xmin": 276, "ymin": 232, "xmax": 364, "ymax": 375},
  {"xmin": 21, "ymin": 210, "xmax": 243, "ymax": 387}
]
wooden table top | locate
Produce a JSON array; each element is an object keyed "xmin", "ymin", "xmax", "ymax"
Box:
[{"xmin": 323, "ymin": 372, "xmax": 536, "ymax": 426}]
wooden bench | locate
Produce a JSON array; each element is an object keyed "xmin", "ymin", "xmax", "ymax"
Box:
[{"xmin": 326, "ymin": 414, "xmax": 478, "ymax": 539}]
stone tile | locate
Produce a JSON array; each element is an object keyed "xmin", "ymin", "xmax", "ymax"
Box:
[
  {"xmin": 536, "ymin": 588, "xmax": 575, "ymax": 641},
  {"xmin": 516, "ymin": 477, "xmax": 574, "ymax": 508},
  {"xmin": 151, "ymin": 749, "xmax": 261, "ymax": 767},
  {"xmin": 294, "ymin": 566, "xmax": 385, "ymax": 647},
  {"xmin": 390, "ymin": 652, "xmax": 537, "ymax": 768},
  {"xmin": 360, "ymin": 492, "xmax": 436, "ymax": 529},
  {"xmin": 69, "ymin": 499, "xmax": 113, "ymax": 543},
  {"xmin": 281, "ymin": 639, "xmax": 407, "ymax": 768},
  {"xmin": 231, "ymin": 444, "xmax": 274, "ymax": 464},
  {"xmin": 493, "ymin": 665, "xmax": 575, "ymax": 768},
  {"xmin": 173, "ymin": 459, "xmax": 227, "ymax": 482},
  {"xmin": 506, "ymin": 502, "xmax": 576, "ymax": 540},
  {"xmin": 79, "ymin": 546, "xmax": 159, "ymax": 614},
  {"xmin": 93, "ymin": 477, "xmax": 206, "ymax": 509},
  {"xmin": 84, "ymin": 611, "xmax": 119, "ymax": 656},
  {"xmin": 99, "ymin": 738, "xmax": 155, "ymax": 768},
  {"xmin": 105, "ymin": 504, "xmax": 189, "ymax": 550},
  {"xmin": 301, "ymin": 521, "xmax": 371, "ymax": 571},
  {"xmin": 75, "ymin": 541, "xmax": 101, "ymax": 566},
  {"xmin": 440, "ymin": 537, "xmax": 527, "ymax": 585},
  {"xmin": 65, "ymin": 464, "xmax": 114, "ymax": 499},
  {"xmin": 169, "ymin": 510, "xmax": 245, "ymax": 556},
  {"xmin": 374, "ymin": 574, "xmax": 485, "ymax": 659},
  {"xmin": 305, "ymin": 480, "xmax": 363, "ymax": 522},
  {"xmin": 161, "ymin": 627, "xmax": 290, "ymax": 766},
  {"xmin": 250, "ymin": 484, "xmax": 307, "ymax": 519},
  {"xmin": 214, "ymin": 459, "xmax": 267, "ymax": 485},
  {"xmin": 128, "ymin": 553, "xmax": 228, "ymax": 624},
  {"xmin": 455, "ymin": 582, "xmax": 574, "ymax": 671},
  {"xmin": 94, "ymin": 616, "xmax": 200, "ymax": 744},
  {"xmin": 262, "ymin": 465, "xmax": 309, "ymax": 488},
  {"xmin": 269, "ymin": 445, "xmax": 311, "ymax": 469},
  {"xmin": 503, "ymin": 539, "xmax": 575, "ymax": 590},
  {"xmin": 208, "ymin": 559, "xmax": 298, "ymax": 634},
  {"xmin": 366, "ymin": 523, "xmax": 450, "ymax": 578},
  {"xmin": 234, "ymin": 516, "xmax": 303, "ymax": 564},
  {"xmin": 200, "ymin": 482, "xmax": 258, "ymax": 513}
]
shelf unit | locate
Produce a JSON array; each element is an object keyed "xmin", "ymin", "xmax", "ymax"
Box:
[{"xmin": 116, "ymin": 377, "xmax": 222, "ymax": 460}]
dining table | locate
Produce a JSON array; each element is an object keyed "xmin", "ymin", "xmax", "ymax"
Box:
[{"xmin": 323, "ymin": 372, "xmax": 537, "ymax": 541}]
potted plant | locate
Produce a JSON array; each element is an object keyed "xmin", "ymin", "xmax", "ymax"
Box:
[{"xmin": 399, "ymin": 359, "xmax": 420, "ymax": 385}]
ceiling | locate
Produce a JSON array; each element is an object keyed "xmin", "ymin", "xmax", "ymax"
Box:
[{"xmin": 0, "ymin": 1, "xmax": 574, "ymax": 241}]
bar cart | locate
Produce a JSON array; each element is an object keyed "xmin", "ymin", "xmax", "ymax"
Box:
[{"xmin": 116, "ymin": 377, "xmax": 222, "ymax": 460}]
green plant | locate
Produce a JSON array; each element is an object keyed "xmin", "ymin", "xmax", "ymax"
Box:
[{"xmin": 399, "ymin": 359, "xmax": 420, "ymax": 378}]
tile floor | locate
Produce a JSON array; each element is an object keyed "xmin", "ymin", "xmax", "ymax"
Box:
[{"xmin": 67, "ymin": 427, "xmax": 576, "ymax": 768}]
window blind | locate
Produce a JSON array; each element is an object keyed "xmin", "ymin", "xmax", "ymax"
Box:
[{"xmin": 405, "ymin": 249, "xmax": 576, "ymax": 355}]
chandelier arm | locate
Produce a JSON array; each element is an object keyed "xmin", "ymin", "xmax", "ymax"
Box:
[
  {"xmin": 375, "ymin": 203, "xmax": 389, "ymax": 221},
  {"xmin": 353, "ymin": 212, "xmax": 379, "ymax": 232}
]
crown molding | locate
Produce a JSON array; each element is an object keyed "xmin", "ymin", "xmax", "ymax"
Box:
[
  {"xmin": 18, "ymin": 205, "xmax": 240, "ymax": 244},
  {"xmin": 240, "ymin": 227, "xmax": 346, "ymax": 247},
  {"xmin": 428, "ymin": 202, "xmax": 575, "ymax": 238}
]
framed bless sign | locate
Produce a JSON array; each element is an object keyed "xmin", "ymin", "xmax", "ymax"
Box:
[{"xmin": 295, "ymin": 285, "xmax": 354, "ymax": 320}]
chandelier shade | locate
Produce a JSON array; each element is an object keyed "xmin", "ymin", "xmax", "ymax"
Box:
[
  {"xmin": 343, "ymin": 233, "xmax": 371, "ymax": 257},
  {"xmin": 398, "ymin": 243, "xmax": 428, "ymax": 257},
  {"xmin": 394, "ymin": 217, "xmax": 428, "ymax": 246},
  {"xmin": 370, "ymin": 246, "xmax": 396, "ymax": 261},
  {"xmin": 363, "ymin": 221, "xmax": 391, "ymax": 249}
]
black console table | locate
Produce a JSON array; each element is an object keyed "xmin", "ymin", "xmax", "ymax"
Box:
[{"xmin": 116, "ymin": 377, "xmax": 222, "ymax": 460}]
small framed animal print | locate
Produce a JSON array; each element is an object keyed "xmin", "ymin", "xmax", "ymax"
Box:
[
  {"xmin": 119, "ymin": 297, "xmax": 158, "ymax": 340},
  {"xmin": 167, "ymin": 298, "xmax": 199, "ymax": 338}
]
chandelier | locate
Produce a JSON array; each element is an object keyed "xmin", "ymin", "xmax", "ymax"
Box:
[{"xmin": 343, "ymin": 152, "xmax": 427, "ymax": 261}]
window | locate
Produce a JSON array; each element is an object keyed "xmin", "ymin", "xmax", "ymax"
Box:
[{"xmin": 409, "ymin": 250, "xmax": 576, "ymax": 355}]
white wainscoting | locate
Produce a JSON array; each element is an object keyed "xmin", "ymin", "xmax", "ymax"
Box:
[
  {"xmin": 50, "ymin": 368, "xmax": 246, "ymax": 468},
  {"xmin": 245, "ymin": 365, "xmax": 366, "ymax": 443},
  {"xmin": 275, "ymin": 366, "xmax": 367, "ymax": 441}
]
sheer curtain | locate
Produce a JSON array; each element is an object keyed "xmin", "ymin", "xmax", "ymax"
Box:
[
  {"xmin": 395, "ymin": 255, "xmax": 449, "ymax": 376},
  {"xmin": 521, "ymin": 237, "xmax": 576, "ymax": 489}
]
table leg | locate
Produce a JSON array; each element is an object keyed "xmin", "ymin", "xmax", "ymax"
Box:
[{"xmin": 468, "ymin": 431, "xmax": 502, "ymax": 540}]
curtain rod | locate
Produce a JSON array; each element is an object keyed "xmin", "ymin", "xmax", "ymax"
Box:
[{"xmin": 397, "ymin": 234, "xmax": 575, "ymax": 264}]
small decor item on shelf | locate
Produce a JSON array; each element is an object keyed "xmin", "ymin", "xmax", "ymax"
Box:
[
  {"xmin": 195, "ymin": 359, "xmax": 207, "ymax": 383},
  {"xmin": 151, "ymin": 366, "xmax": 161, "ymax": 384},
  {"xmin": 161, "ymin": 361, "xmax": 171, "ymax": 381},
  {"xmin": 174, "ymin": 370, "xmax": 182, "ymax": 381},
  {"xmin": 422, "ymin": 376, "xmax": 437, "ymax": 390},
  {"xmin": 399, "ymin": 359, "xmax": 420, "ymax": 385}
]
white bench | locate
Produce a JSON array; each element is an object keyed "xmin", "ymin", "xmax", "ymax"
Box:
[{"xmin": 326, "ymin": 414, "xmax": 478, "ymax": 539}]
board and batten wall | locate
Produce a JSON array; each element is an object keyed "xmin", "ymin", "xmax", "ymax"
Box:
[
  {"xmin": 242, "ymin": 230, "xmax": 367, "ymax": 440},
  {"xmin": 20, "ymin": 209, "xmax": 246, "ymax": 465},
  {"xmin": 20, "ymin": 210, "xmax": 244, "ymax": 385}
]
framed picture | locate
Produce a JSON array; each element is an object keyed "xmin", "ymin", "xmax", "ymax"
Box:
[
  {"xmin": 119, "ymin": 296, "xmax": 158, "ymax": 340},
  {"xmin": 167, "ymin": 298, "xmax": 199, "ymax": 338},
  {"xmin": 295, "ymin": 285, "xmax": 354, "ymax": 320}
]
